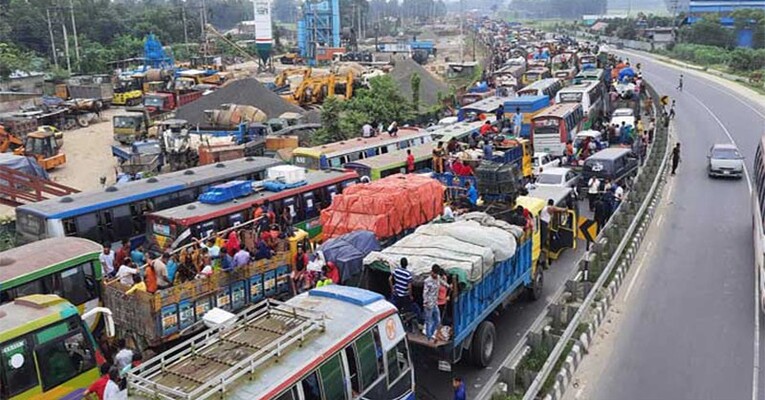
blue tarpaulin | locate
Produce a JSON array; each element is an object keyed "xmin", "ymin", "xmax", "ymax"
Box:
[
  {"xmin": 0, "ymin": 153, "xmax": 47, "ymax": 179},
  {"xmin": 619, "ymin": 67, "xmax": 636, "ymax": 82},
  {"xmin": 319, "ymin": 230, "xmax": 381, "ymax": 283}
]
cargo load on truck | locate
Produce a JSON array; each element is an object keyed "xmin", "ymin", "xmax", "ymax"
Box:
[
  {"xmin": 361, "ymin": 211, "xmax": 538, "ymax": 367},
  {"xmin": 319, "ymin": 174, "xmax": 445, "ymax": 241}
]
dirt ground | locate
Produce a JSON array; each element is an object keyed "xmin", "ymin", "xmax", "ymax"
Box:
[{"xmin": 0, "ymin": 108, "xmax": 122, "ymax": 217}]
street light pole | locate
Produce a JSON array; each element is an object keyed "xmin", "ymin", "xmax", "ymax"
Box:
[{"xmin": 69, "ymin": 0, "xmax": 80, "ymax": 68}]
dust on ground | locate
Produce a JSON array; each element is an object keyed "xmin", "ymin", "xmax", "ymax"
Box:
[{"xmin": 0, "ymin": 108, "xmax": 123, "ymax": 217}]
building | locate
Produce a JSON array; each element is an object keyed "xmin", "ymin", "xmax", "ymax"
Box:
[
  {"xmin": 688, "ymin": 0, "xmax": 765, "ymax": 14},
  {"xmin": 0, "ymin": 71, "xmax": 45, "ymax": 94}
]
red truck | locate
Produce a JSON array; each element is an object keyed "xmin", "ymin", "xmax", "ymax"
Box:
[{"xmin": 143, "ymin": 90, "xmax": 203, "ymax": 116}]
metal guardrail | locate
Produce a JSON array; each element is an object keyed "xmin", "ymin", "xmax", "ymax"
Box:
[
  {"xmin": 476, "ymin": 82, "xmax": 671, "ymax": 400},
  {"xmin": 521, "ymin": 82, "xmax": 671, "ymax": 399}
]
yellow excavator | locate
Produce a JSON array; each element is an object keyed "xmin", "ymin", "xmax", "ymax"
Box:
[
  {"xmin": 0, "ymin": 125, "xmax": 66, "ymax": 170},
  {"xmin": 282, "ymin": 71, "xmax": 355, "ymax": 106},
  {"xmin": 275, "ymin": 67, "xmax": 312, "ymax": 88}
]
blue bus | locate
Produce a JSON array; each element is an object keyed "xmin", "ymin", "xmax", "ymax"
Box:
[{"xmin": 16, "ymin": 157, "xmax": 282, "ymax": 246}]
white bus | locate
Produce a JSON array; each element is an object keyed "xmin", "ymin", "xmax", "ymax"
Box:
[
  {"xmin": 554, "ymin": 80, "xmax": 606, "ymax": 129},
  {"xmin": 129, "ymin": 285, "xmax": 415, "ymax": 400}
]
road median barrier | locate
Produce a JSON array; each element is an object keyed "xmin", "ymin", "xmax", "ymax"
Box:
[{"xmin": 480, "ymin": 82, "xmax": 671, "ymax": 400}]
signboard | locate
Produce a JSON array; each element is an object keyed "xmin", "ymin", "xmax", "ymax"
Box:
[{"xmin": 377, "ymin": 316, "xmax": 406, "ymax": 352}]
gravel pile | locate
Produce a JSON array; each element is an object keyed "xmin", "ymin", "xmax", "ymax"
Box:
[
  {"xmin": 389, "ymin": 58, "xmax": 448, "ymax": 107},
  {"xmin": 176, "ymin": 78, "xmax": 304, "ymax": 128}
]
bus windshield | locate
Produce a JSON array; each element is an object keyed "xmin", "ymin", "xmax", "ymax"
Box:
[
  {"xmin": 534, "ymin": 118, "xmax": 560, "ymax": 135},
  {"xmin": 559, "ymin": 92, "xmax": 583, "ymax": 103}
]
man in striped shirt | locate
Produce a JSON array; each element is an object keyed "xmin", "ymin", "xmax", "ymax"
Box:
[{"xmin": 389, "ymin": 257, "xmax": 422, "ymax": 322}]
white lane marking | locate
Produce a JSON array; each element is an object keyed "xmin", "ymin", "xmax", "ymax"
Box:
[
  {"xmin": 624, "ymin": 241, "xmax": 652, "ymax": 301},
  {"xmin": 681, "ymin": 89, "xmax": 758, "ymax": 400},
  {"xmin": 657, "ymin": 214, "xmax": 664, "ymax": 227}
]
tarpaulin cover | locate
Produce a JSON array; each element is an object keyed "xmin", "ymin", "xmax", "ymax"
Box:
[
  {"xmin": 618, "ymin": 67, "xmax": 636, "ymax": 82},
  {"xmin": 318, "ymin": 230, "xmax": 381, "ymax": 283},
  {"xmin": 0, "ymin": 154, "xmax": 48, "ymax": 179},
  {"xmin": 320, "ymin": 174, "xmax": 445, "ymax": 240},
  {"xmin": 363, "ymin": 212, "xmax": 518, "ymax": 284}
]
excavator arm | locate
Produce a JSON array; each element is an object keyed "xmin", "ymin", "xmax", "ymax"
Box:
[{"xmin": 0, "ymin": 126, "xmax": 24, "ymax": 154}]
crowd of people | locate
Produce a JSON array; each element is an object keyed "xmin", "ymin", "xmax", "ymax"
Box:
[{"xmin": 103, "ymin": 201, "xmax": 306, "ymax": 295}]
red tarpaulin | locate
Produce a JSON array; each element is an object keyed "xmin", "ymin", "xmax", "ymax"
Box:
[{"xmin": 320, "ymin": 174, "xmax": 445, "ymax": 240}]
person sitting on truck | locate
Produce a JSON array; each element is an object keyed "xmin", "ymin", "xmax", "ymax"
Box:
[
  {"xmin": 389, "ymin": 257, "xmax": 422, "ymax": 322},
  {"xmin": 447, "ymin": 137, "xmax": 460, "ymax": 154},
  {"xmin": 125, "ymin": 274, "xmax": 146, "ymax": 295},
  {"xmin": 153, "ymin": 253, "xmax": 172, "ymax": 289},
  {"xmin": 452, "ymin": 158, "xmax": 474, "ymax": 177},
  {"xmin": 432, "ymin": 141, "xmax": 446, "ymax": 173},
  {"xmin": 253, "ymin": 236, "xmax": 273, "ymax": 261},
  {"xmin": 458, "ymin": 181, "xmax": 479, "ymax": 210},
  {"xmin": 115, "ymin": 239, "xmax": 130, "ymax": 271},
  {"xmin": 233, "ymin": 244, "xmax": 251, "ymax": 268},
  {"xmin": 479, "ymin": 120, "xmax": 493, "ymax": 136}
]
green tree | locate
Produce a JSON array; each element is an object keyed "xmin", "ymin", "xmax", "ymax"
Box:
[
  {"xmin": 410, "ymin": 73, "xmax": 421, "ymax": 112},
  {"xmin": 315, "ymin": 96, "xmax": 344, "ymax": 144},
  {"xmin": 682, "ymin": 16, "xmax": 733, "ymax": 48},
  {"xmin": 0, "ymin": 42, "xmax": 32, "ymax": 80}
]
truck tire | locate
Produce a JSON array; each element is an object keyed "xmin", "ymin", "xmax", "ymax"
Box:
[
  {"xmin": 469, "ymin": 321, "xmax": 496, "ymax": 368},
  {"xmin": 527, "ymin": 269, "xmax": 544, "ymax": 301}
]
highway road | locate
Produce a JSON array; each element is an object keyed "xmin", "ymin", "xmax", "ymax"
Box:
[{"xmin": 566, "ymin": 52, "xmax": 765, "ymax": 400}]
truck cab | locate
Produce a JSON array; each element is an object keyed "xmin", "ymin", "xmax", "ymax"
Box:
[
  {"xmin": 113, "ymin": 108, "xmax": 152, "ymax": 145},
  {"xmin": 143, "ymin": 92, "xmax": 176, "ymax": 115}
]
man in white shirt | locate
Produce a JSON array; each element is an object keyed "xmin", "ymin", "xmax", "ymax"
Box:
[
  {"xmin": 614, "ymin": 184, "xmax": 624, "ymax": 203},
  {"xmin": 540, "ymin": 199, "xmax": 566, "ymax": 255},
  {"xmin": 116, "ymin": 261, "xmax": 139, "ymax": 286},
  {"xmin": 588, "ymin": 177, "xmax": 600, "ymax": 212},
  {"xmin": 362, "ymin": 123, "xmax": 373, "ymax": 138},
  {"xmin": 99, "ymin": 245, "xmax": 115, "ymax": 278}
]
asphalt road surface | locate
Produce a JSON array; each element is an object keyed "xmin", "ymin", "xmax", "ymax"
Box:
[{"xmin": 568, "ymin": 51, "xmax": 765, "ymax": 400}]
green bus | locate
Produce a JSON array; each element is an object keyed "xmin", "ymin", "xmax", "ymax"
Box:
[
  {"xmin": 0, "ymin": 294, "xmax": 111, "ymax": 400},
  {"xmin": 344, "ymin": 142, "xmax": 434, "ymax": 180},
  {"xmin": 0, "ymin": 237, "xmax": 104, "ymax": 331}
]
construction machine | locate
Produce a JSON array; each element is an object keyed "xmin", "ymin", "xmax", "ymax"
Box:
[
  {"xmin": 159, "ymin": 119, "xmax": 199, "ymax": 171},
  {"xmin": 280, "ymin": 48, "xmax": 303, "ymax": 65},
  {"xmin": 275, "ymin": 67, "xmax": 312, "ymax": 91},
  {"xmin": 0, "ymin": 125, "xmax": 66, "ymax": 170}
]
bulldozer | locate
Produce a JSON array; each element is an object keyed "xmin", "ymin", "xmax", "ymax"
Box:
[{"xmin": 0, "ymin": 125, "xmax": 66, "ymax": 170}]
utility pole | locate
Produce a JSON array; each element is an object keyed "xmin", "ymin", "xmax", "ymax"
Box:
[
  {"xmin": 200, "ymin": 0, "xmax": 208, "ymax": 57},
  {"xmin": 459, "ymin": 0, "xmax": 464, "ymax": 62},
  {"xmin": 61, "ymin": 10, "xmax": 72, "ymax": 72},
  {"xmin": 182, "ymin": 5, "xmax": 189, "ymax": 45},
  {"xmin": 69, "ymin": 0, "xmax": 80, "ymax": 67},
  {"xmin": 46, "ymin": 8, "xmax": 59, "ymax": 69}
]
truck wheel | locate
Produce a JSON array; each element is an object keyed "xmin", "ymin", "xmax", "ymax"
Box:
[
  {"xmin": 469, "ymin": 321, "xmax": 496, "ymax": 368},
  {"xmin": 527, "ymin": 269, "xmax": 544, "ymax": 301},
  {"xmin": 76, "ymin": 115, "xmax": 90, "ymax": 127}
]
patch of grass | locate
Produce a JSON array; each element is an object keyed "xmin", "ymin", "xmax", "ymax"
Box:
[{"xmin": 541, "ymin": 340, "xmax": 575, "ymax": 395}]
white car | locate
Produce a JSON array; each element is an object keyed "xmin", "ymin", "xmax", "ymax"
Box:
[
  {"xmin": 533, "ymin": 152, "xmax": 561, "ymax": 175},
  {"xmin": 707, "ymin": 143, "xmax": 744, "ymax": 178},
  {"xmin": 610, "ymin": 108, "xmax": 636, "ymax": 129},
  {"xmin": 535, "ymin": 167, "xmax": 579, "ymax": 189}
]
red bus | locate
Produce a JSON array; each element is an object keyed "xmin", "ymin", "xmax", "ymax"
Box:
[{"xmin": 145, "ymin": 169, "xmax": 359, "ymax": 250}]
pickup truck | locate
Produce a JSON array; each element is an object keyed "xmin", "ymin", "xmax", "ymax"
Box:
[{"xmin": 533, "ymin": 151, "xmax": 561, "ymax": 175}]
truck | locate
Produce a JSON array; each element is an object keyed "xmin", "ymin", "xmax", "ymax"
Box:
[
  {"xmin": 64, "ymin": 75, "xmax": 114, "ymax": 106},
  {"xmin": 111, "ymin": 140, "xmax": 165, "ymax": 178},
  {"xmin": 192, "ymin": 122, "xmax": 269, "ymax": 154},
  {"xmin": 143, "ymin": 90, "xmax": 203, "ymax": 115},
  {"xmin": 113, "ymin": 107, "xmax": 172, "ymax": 145},
  {"xmin": 361, "ymin": 211, "xmax": 543, "ymax": 368}
]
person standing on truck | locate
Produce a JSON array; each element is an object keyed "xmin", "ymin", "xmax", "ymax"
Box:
[
  {"xmin": 513, "ymin": 108, "xmax": 523, "ymax": 137},
  {"xmin": 153, "ymin": 252, "xmax": 172, "ymax": 289},
  {"xmin": 432, "ymin": 141, "xmax": 446, "ymax": 173},
  {"xmin": 100, "ymin": 244, "xmax": 115, "ymax": 278},
  {"xmin": 389, "ymin": 257, "xmax": 422, "ymax": 322},
  {"xmin": 114, "ymin": 239, "xmax": 130, "ymax": 271},
  {"xmin": 671, "ymin": 143, "xmax": 681, "ymax": 175},
  {"xmin": 540, "ymin": 199, "xmax": 566, "ymax": 255},
  {"xmin": 495, "ymin": 104, "xmax": 505, "ymax": 127},
  {"xmin": 422, "ymin": 265, "xmax": 442, "ymax": 341}
]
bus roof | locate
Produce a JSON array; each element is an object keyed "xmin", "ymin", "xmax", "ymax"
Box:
[
  {"xmin": 18, "ymin": 157, "xmax": 282, "ymax": 219},
  {"xmin": 533, "ymin": 102, "xmax": 582, "ymax": 119},
  {"xmin": 431, "ymin": 118, "xmax": 495, "ymax": 142},
  {"xmin": 0, "ymin": 295, "xmax": 78, "ymax": 335},
  {"xmin": 149, "ymin": 169, "xmax": 357, "ymax": 224},
  {"xmin": 518, "ymin": 78, "xmax": 561, "ymax": 92},
  {"xmin": 0, "ymin": 237, "xmax": 102, "ymax": 286},
  {"xmin": 345, "ymin": 142, "xmax": 433, "ymax": 171},
  {"xmin": 292, "ymin": 127, "xmax": 425, "ymax": 158},
  {"xmin": 558, "ymin": 81, "xmax": 599, "ymax": 93},
  {"xmin": 460, "ymin": 95, "xmax": 507, "ymax": 114},
  {"xmin": 130, "ymin": 286, "xmax": 398, "ymax": 400}
]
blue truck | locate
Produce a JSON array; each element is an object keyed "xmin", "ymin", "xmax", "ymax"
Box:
[
  {"xmin": 503, "ymin": 95, "xmax": 551, "ymax": 138},
  {"xmin": 363, "ymin": 213, "xmax": 542, "ymax": 368},
  {"xmin": 193, "ymin": 122, "xmax": 270, "ymax": 146}
]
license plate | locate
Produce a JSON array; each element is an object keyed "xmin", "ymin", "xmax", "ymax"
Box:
[{"xmin": 723, "ymin": 171, "xmax": 730, "ymax": 175}]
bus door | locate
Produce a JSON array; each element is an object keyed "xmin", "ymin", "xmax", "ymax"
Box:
[{"xmin": 549, "ymin": 209, "xmax": 577, "ymax": 260}]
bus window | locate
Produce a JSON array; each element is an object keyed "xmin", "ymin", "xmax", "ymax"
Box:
[
  {"xmin": 344, "ymin": 345, "xmax": 361, "ymax": 394},
  {"xmin": 12, "ymin": 279, "xmax": 45, "ymax": 299},
  {"xmin": 58, "ymin": 266, "xmax": 91, "ymax": 306},
  {"xmin": 178, "ymin": 189, "xmax": 196, "ymax": 204},
  {"xmin": 111, "ymin": 205, "xmax": 133, "ymax": 239},
  {"xmin": 301, "ymin": 371, "xmax": 321, "ymax": 400},
  {"xmin": 319, "ymin": 354, "xmax": 347, "ymax": 400},
  {"xmin": 330, "ymin": 158, "xmax": 343, "ymax": 168},
  {"xmin": 130, "ymin": 202, "xmax": 149, "ymax": 235},
  {"xmin": 1, "ymin": 335, "xmax": 38, "ymax": 397},
  {"xmin": 35, "ymin": 326, "xmax": 96, "ymax": 391},
  {"xmin": 356, "ymin": 330, "xmax": 382, "ymax": 390},
  {"xmin": 274, "ymin": 386, "xmax": 299, "ymax": 400},
  {"xmin": 63, "ymin": 218, "xmax": 77, "ymax": 236},
  {"xmin": 75, "ymin": 214, "xmax": 99, "ymax": 242},
  {"xmin": 303, "ymin": 192, "xmax": 318, "ymax": 219},
  {"xmin": 385, "ymin": 340, "xmax": 410, "ymax": 386}
]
